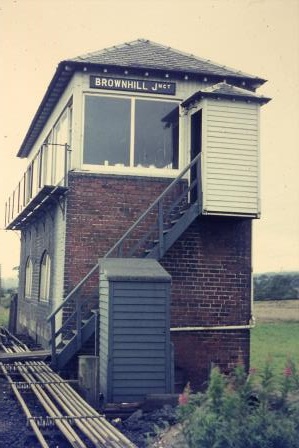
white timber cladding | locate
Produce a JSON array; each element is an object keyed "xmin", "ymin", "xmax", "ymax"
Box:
[{"xmin": 203, "ymin": 98, "xmax": 260, "ymax": 217}]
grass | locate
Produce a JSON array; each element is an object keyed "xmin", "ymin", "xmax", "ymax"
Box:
[
  {"xmin": 250, "ymin": 322, "xmax": 299, "ymax": 376},
  {"xmin": 250, "ymin": 299, "xmax": 299, "ymax": 379},
  {"xmin": 0, "ymin": 305, "xmax": 9, "ymax": 326},
  {"xmin": 0, "ymin": 295, "xmax": 11, "ymax": 327}
]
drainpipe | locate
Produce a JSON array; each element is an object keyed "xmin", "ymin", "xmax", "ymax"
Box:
[
  {"xmin": 250, "ymin": 221, "xmax": 256, "ymax": 327},
  {"xmin": 170, "ymin": 323, "xmax": 255, "ymax": 332}
]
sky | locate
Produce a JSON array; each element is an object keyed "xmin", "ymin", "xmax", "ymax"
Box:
[{"xmin": 0, "ymin": 0, "xmax": 298, "ymax": 278}]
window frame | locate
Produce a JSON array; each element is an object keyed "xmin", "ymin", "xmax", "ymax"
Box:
[
  {"xmin": 40, "ymin": 100, "xmax": 73, "ymax": 186},
  {"xmin": 38, "ymin": 251, "xmax": 51, "ymax": 303},
  {"xmin": 24, "ymin": 257, "xmax": 33, "ymax": 299},
  {"xmin": 81, "ymin": 93, "xmax": 181, "ymax": 177}
]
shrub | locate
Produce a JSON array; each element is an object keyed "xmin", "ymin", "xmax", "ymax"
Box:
[{"xmin": 177, "ymin": 360, "xmax": 299, "ymax": 448}]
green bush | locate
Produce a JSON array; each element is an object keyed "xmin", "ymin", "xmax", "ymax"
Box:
[
  {"xmin": 177, "ymin": 360, "xmax": 299, "ymax": 448},
  {"xmin": 254, "ymin": 272, "xmax": 299, "ymax": 300},
  {"xmin": 0, "ymin": 295, "xmax": 12, "ymax": 308}
]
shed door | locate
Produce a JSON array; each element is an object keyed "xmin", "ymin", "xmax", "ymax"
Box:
[{"xmin": 190, "ymin": 109, "xmax": 202, "ymax": 203}]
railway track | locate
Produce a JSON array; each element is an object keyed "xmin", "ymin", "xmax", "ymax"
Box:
[{"xmin": 0, "ymin": 327, "xmax": 137, "ymax": 448}]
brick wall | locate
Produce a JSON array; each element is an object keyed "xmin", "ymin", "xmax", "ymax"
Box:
[
  {"xmin": 64, "ymin": 172, "xmax": 181, "ymax": 291},
  {"xmin": 171, "ymin": 330, "xmax": 250, "ymax": 390},
  {"xmin": 161, "ymin": 217, "xmax": 252, "ymax": 388},
  {"xmin": 18, "ymin": 219, "xmax": 53, "ymax": 345},
  {"xmin": 17, "ymin": 202, "xmax": 66, "ymax": 346},
  {"xmin": 64, "ymin": 173, "xmax": 252, "ymax": 389}
]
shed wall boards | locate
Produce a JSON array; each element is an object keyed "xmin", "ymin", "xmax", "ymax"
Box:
[{"xmin": 99, "ymin": 258, "xmax": 173, "ymax": 403}]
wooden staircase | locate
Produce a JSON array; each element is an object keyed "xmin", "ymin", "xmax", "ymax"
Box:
[{"xmin": 47, "ymin": 153, "xmax": 202, "ymax": 370}]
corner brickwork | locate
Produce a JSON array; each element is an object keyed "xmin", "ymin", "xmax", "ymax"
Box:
[{"xmin": 161, "ymin": 217, "xmax": 252, "ymax": 388}]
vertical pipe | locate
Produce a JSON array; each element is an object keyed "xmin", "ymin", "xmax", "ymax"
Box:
[
  {"xmin": 76, "ymin": 294, "xmax": 82, "ymax": 350},
  {"xmin": 12, "ymin": 191, "xmax": 15, "ymax": 221},
  {"xmin": 17, "ymin": 181, "xmax": 21, "ymax": 213},
  {"xmin": 38, "ymin": 147, "xmax": 43, "ymax": 189},
  {"xmin": 8, "ymin": 197, "xmax": 11, "ymax": 223},
  {"xmin": 30, "ymin": 162, "xmax": 33, "ymax": 199},
  {"xmin": 158, "ymin": 201, "xmax": 164, "ymax": 258},
  {"xmin": 94, "ymin": 310, "xmax": 99, "ymax": 357},
  {"xmin": 50, "ymin": 318, "xmax": 57, "ymax": 368},
  {"xmin": 196, "ymin": 154, "xmax": 202, "ymax": 212},
  {"xmin": 64, "ymin": 144, "xmax": 68, "ymax": 187},
  {"xmin": 23, "ymin": 172, "xmax": 26, "ymax": 207}
]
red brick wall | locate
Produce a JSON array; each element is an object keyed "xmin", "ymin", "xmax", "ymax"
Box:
[
  {"xmin": 171, "ymin": 330, "xmax": 250, "ymax": 390},
  {"xmin": 161, "ymin": 217, "xmax": 252, "ymax": 388},
  {"xmin": 64, "ymin": 172, "xmax": 180, "ymax": 291},
  {"xmin": 162, "ymin": 217, "xmax": 252, "ymax": 327},
  {"xmin": 65, "ymin": 173, "xmax": 252, "ymax": 389}
]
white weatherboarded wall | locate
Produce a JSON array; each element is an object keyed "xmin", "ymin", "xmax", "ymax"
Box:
[{"xmin": 203, "ymin": 99, "xmax": 260, "ymax": 217}]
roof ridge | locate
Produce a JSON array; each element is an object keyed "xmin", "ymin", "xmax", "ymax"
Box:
[
  {"xmin": 67, "ymin": 38, "xmax": 262, "ymax": 80},
  {"xmin": 134, "ymin": 39, "xmax": 261, "ymax": 80},
  {"xmin": 203, "ymin": 81, "xmax": 269, "ymax": 99},
  {"xmin": 201, "ymin": 81, "xmax": 254, "ymax": 94}
]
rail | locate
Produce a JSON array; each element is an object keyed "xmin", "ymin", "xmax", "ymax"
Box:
[
  {"xmin": 0, "ymin": 331, "xmax": 137, "ymax": 447},
  {"xmin": 47, "ymin": 153, "xmax": 202, "ymax": 366}
]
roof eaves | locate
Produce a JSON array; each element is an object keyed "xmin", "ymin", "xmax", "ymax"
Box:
[
  {"xmin": 67, "ymin": 38, "xmax": 267, "ymax": 85},
  {"xmin": 66, "ymin": 59, "xmax": 266, "ymax": 88},
  {"xmin": 17, "ymin": 61, "xmax": 75, "ymax": 158},
  {"xmin": 181, "ymin": 85, "xmax": 271, "ymax": 108}
]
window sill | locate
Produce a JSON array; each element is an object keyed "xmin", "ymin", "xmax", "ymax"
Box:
[{"xmin": 77, "ymin": 165, "xmax": 183, "ymax": 179}]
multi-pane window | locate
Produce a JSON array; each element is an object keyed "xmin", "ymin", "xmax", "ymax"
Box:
[
  {"xmin": 24, "ymin": 257, "xmax": 33, "ymax": 298},
  {"xmin": 39, "ymin": 251, "xmax": 51, "ymax": 302},
  {"xmin": 83, "ymin": 95, "xmax": 179, "ymax": 170},
  {"xmin": 40, "ymin": 103, "xmax": 73, "ymax": 186}
]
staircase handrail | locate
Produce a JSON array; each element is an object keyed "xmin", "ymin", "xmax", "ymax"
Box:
[
  {"xmin": 47, "ymin": 153, "xmax": 200, "ymax": 323},
  {"xmin": 105, "ymin": 153, "xmax": 201, "ymax": 258},
  {"xmin": 47, "ymin": 152, "xmax": 201, "ymax": 369}
]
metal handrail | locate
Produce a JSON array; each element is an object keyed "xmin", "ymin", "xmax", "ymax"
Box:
[
  {"xmin": 4, "ymin": 143, "xmax": 70, "ymax": 228},
  {"xmin": 47, "ymin": 153, "xmax": 202, "ymax": 361},
  {"xmin": 106, "ymin": 153, "xmax": 201, "ymax": 257}
]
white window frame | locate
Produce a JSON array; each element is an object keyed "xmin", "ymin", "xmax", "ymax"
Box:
[
  {"xmin": 41, "ymin": 102, "xmax": 73, "ymax": 186},
  {"xmin": 39, "ymin": 251, "xmax": 51, "ymax": 302},
  {"xmin": 24, "ymin": 257, "xmax": 33, "ymax": 299},
  {"xmin": 81, "ymin": 93, "xmax": 181, "ymax": 178}
]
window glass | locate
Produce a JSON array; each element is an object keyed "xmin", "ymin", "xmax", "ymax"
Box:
[
  {"xmin": 134, "ymin": 100, "xmax": 179, "ymax": 169},
  {"xmin": 25, "ymin": 257, "xmax": 33, "ymax": 298},
  {"xmin": 83, "ymin": 96, "xmax": 131, "ymax": 166},
  {"xmin": 39, "ymin": 251, "xmax": 51, "ymax": 302}
]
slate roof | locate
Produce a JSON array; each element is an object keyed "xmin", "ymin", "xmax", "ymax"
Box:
[
  {"xmin": 182, "ymin": 82, "xmax": 271, "ymax": 107},
  {"xmin": 17, "ymin": 39, "xmax": 267, "ymax": 157},
  {"xmin": 69, "ymin": 39, "xmax": 264, "ymax": 82}
]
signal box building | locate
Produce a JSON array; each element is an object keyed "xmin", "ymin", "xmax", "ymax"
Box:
[{"xmin": 5, "ymin": 40, "xmax": 270, "ymax": 396}]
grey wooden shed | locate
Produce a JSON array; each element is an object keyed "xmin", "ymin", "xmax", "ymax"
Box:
[{"xmin": 99, "ymin": 258, "xmax": 173, "ymax": 403}]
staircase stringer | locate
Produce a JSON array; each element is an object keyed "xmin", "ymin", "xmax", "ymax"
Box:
[{"xmin": 48, "ymin": 153, "xmax": 202, "ymax": 369}]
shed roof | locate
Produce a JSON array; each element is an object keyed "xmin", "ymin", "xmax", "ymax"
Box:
[
  {"xmin": 99, "ymin": 258, "xmax": 171, "ymax": 282},
  {"xmin": 17, "ymin": 39, "xmax": 267, "ymax": 158}
]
